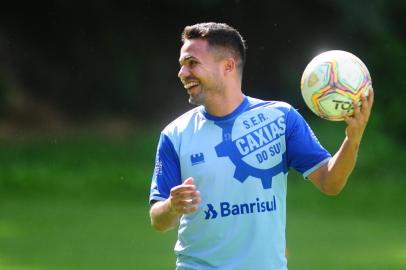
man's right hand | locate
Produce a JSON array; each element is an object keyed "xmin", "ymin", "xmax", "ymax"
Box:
[
  {"xmin": 150, "ymin": 177, "xmax": 201, "ymax": 231},
  {"xmin": 168, "ymin": 177, "xmax": 201, "ymax": 215}
]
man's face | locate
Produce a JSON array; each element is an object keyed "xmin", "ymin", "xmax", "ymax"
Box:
[{"xmin": 178, "ymin": 39, "xmax": 225, "ymax": 106}]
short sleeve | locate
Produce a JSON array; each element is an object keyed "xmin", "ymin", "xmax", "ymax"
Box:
[
  {"xmin": 285, "ymin": 108, "xmax": 331, "ymax": 178},
  {"xmin": 149, "ymin": 133, "xmax": 182, "ymax": 204}
]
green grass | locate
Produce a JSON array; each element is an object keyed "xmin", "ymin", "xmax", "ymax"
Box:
[
  {"xmin": 0, "ymin": 133, "xmax": 158, "ymax": 199},
  {"xmin": 1, "ymin": 182, "xmax": 405, "ymax": 270},
  {"xmin": 0, "ymin": 196, "xmax": 177, "ymax": 270},
  {"xmin": 287, "ymin": 173, "xmax": 406, "ymax": 270},
  {"xmin": 0, "ymin": 123, "xmax": 405, "ymax": 269}
]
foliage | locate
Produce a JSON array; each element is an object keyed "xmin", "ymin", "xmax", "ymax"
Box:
[{"xmin": 0, "ymin": 1, "xmax": 404, "ymax": 141}]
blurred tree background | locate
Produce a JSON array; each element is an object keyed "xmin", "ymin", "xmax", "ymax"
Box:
[
  {"xmin": 0, "ymin": 0, "xmax": 405, "ymax": 139},
  {"xmin": 0, "ymin": 1, "xmax": 405, "ymax": 270}
]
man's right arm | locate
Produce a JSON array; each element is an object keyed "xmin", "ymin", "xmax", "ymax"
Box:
[
  {"xmin": 150, "ymin": 177, "xmax": 201, "ymax": 232},
  {"xmin": 150, "ymin": 199, "xmax": 182, "ymax": 232}
]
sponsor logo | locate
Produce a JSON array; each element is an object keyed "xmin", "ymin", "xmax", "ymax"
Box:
[
  {"xmin": 204, "ymin": 204, "xmax": 218, "ymax": 219},
  {"xmin": 332, "ymin": 100, "xmax": 353, "ymax": 111},
  {"xmin": 204, "ymin": 196, "xmax": 277, "ymax": 220},
  {"xmin": 190, "ymin": 153, "xmax": 205, "ymax": 165}
]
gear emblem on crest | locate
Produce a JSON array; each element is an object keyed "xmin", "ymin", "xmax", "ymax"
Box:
[{"xmin": 214, "ymin": 118, "xmax": 288, "ymax": 189}]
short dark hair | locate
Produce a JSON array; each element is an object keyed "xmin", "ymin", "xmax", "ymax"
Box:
[{"xmin": 181, "ymin": 22, "xmax": 247, "ymax": 75}]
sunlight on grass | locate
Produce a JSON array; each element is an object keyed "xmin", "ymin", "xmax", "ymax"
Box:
[
  {"xmin": 0, "ymin": 132, "xmax": 404, "ymax": 269},
  {"xmin": 393, "ymin": 246, "xmax": 406, "ymax": 266},
  {"xmin": 0, "ymin": 197, "xmax": 176, "ymax": 270},
  {"xmin": 0, "ymin": 223, "xmax": 20, "ymax": 238}
]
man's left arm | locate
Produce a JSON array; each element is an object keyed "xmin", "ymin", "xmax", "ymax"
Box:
[{"xmin": 309, "ymin": 89, "xmax": 374, "ymax": 195}]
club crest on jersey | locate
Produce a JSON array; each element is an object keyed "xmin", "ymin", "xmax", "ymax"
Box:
[{"xmin": 215, "ymin": 107, "xmax": 288, "ymax": 189}]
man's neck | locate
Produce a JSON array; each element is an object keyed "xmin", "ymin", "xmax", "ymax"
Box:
[{"xmin": 204, "ymin": 90, "xmax": 245, "ymax": 117}]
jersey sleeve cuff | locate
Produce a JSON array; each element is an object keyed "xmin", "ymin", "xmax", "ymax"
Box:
[
  {"xmin": 302, "ymin": 157, "xmax": 331, "ymax": 180},
  {"xmin": 149, "ymin": 195, "xmax": 167, "ymax": 205}
]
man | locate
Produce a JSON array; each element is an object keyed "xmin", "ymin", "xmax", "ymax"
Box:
[{"xmin": 149, "ymin": 22, "xmax": 373, "ymax": 269}]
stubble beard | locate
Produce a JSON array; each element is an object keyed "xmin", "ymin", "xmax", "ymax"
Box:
[
  {"xmin": 188, "ymin": 88, "xmax": 205, "ymax": 106},
  {"xmin": 188, "ymin": 80, "xmax": 224, "ymax": 106}
]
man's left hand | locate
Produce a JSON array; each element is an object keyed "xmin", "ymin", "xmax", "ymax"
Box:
[{"xmin": 344, "ymin": 88, "xmax": 374, "ymax": 146}]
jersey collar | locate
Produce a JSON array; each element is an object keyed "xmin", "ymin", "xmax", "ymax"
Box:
[{"xmin": 201, "ymin": 96, "xmax": 249, "ymax": 122}]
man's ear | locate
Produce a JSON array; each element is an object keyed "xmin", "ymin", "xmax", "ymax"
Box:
[{"xmin": 223, "ymin": 58, "xmax": 236, "ymax": 75}]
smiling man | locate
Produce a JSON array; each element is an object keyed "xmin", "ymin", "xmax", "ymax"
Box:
[{"xmin": 149, "ymin": 22, "xmax": 373, "ymax": 270}]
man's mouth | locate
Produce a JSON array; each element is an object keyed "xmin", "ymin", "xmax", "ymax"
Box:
[{"xmin": 184, "ymin": 81, "xmax": 200, "ymax": 90}]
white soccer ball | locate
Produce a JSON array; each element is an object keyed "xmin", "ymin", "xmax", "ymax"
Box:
[{"xmin": 300, "ymin": 50, "xmax": 372, "ymax": 121}]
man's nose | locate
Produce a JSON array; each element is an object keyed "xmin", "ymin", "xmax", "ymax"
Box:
[{"xmin": 178, "ymin": 65, "xmax": 190, "ymax": 79}]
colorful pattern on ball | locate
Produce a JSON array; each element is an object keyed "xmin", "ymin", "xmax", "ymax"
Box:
[{"xmin": 301, "ymin": 50, "xmax": 372, "ymax": 121}]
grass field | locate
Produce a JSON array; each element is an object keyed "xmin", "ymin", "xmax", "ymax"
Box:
[{"xmin": 0, "ymin": 122, "xmax": 405, "ymax": 269}]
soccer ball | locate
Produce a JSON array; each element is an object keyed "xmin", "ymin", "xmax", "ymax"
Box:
[{"xmin": 300, "ymin": 50, "xmax": 372, "ymax": 121}]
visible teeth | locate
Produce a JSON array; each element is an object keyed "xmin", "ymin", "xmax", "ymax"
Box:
[{"xmin": 184, "ymin": 81, "xmax": 199, "ymax": 89}]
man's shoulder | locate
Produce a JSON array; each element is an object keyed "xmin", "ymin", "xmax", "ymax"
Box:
[
  {"xmin": 246, "ymin": 97, "xmax": 306, "ymax": 127},
  {"xmin": 247, "ymin": 96, "xmax": 294, "ymax": 112},
  {"xmin": 162, "ymin": 106, "xmax": 202, "ymax": 136}
]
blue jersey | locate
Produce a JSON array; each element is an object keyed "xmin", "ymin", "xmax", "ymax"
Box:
[{"xmin": 150, "ymin": 96, "xmax": 331, "ymax": 270}]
